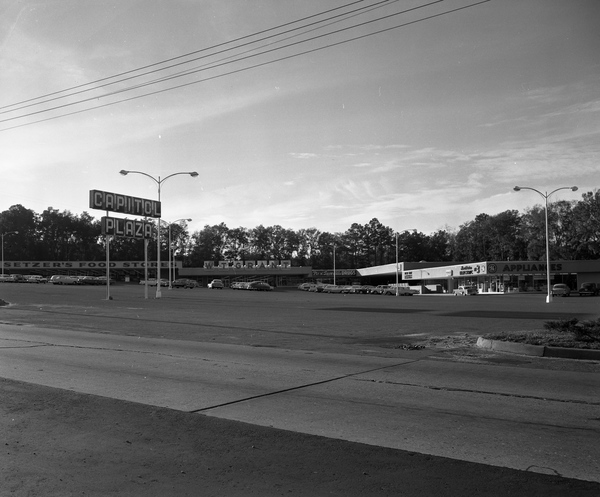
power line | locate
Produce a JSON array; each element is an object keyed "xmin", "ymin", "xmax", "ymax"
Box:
[
  {"xmin": 0, "ymin": 0, "xmax": 375, "ymax": 112},
  {"xmin": 0, "ymin": 0, "xmax": 437, "ymax": 124},
  {"xmin": 0, "ymin": 1, "xmax": 490, "ymax": 132},
  {"xmin": 1, "ymin": 0, "xmax": 403, "ymax": 118}
]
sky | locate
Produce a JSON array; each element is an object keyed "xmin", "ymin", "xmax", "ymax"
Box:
[{"xmin": 1, "ymin": 0, "xmax": 598, "ymax": 235}]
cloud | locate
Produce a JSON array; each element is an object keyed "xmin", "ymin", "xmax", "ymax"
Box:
[{"xmin": 289, "ymin": 152, "xmax": 319, "ymax": 159}]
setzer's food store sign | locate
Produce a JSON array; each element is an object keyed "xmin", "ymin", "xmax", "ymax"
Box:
[
  {"xmin": 89, "ymin": 189, "xmax": 159, "ymax": 239},
  {"xmin": 2, "ymin": 261, "xmax": 181, "ymax": 270}
]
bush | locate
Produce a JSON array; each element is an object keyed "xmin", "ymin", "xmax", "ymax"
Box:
[
  {"xmin": 544, "ymin": 317, "xmax": 600, "ymax": 343},
  {"xmin": 543, "ymin": 317, "xmax": 579, "ymax": 332}
]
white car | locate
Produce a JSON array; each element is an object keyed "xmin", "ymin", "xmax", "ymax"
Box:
[
  {"xmin": 49, "ymin": 275, "xmax": 77, "ymax": 285},
  {"xmin": 208, "ymin": 279, "xmax": 224, "ymax": 289},
  {"xmin": 453, "ymin": 285, "xmax": 478, "ymax": 296}
]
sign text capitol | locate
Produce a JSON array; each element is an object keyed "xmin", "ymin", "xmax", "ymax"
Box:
[{"xmin": 89, "ymin": 190, "xmax": 161, "ymax": 218}]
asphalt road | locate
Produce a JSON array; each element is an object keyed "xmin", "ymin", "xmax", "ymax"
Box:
[{"xmin": 1, "ymin": 283, "xmax": 599, "ymax": 486}]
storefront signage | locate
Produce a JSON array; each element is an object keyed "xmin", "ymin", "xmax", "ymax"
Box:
[
  {"xmin": 101, "ymin": 216, "xmax": 153, "ymax": 239},
  {"xmin": 311, "ymin": 269, "xmax": 357, "ymax": 276},
  {"xmin": 203, "ymin": 260, "xmax": 292, "ymax": 270},
  {"xmin": 459, "ymin": 264, "xmax": 486, "ymax": 275},
  {"xmin": 89, "ymin": 190, "xmax": 161, "ymax": 218},
  {"xmin": 2, "ymin": 261, "xmax": 181, "ymax": 269},
  {"xmin": 487, "ymin": 263, "xmax": 563, "ymax": 274}
]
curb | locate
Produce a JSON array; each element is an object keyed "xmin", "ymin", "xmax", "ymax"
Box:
[{"xmin": 476, "ymin": 337, "xmax": 600, "ymax": 361}]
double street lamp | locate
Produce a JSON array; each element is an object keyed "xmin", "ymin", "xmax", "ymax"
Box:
[
  {"xmin": 396, "ymin": 229, "xmax": 416, "ymax": 296},
  {"xmin": 1, "ymin": 231, "xmax": 18, "ymax": 276},
  {"xmin": 120, "ymin": 170, "xmax": 198, "ymax": 298},
  {"xmin": 513, "ymin": 185, "xmax": 578, "ymax": 303}
]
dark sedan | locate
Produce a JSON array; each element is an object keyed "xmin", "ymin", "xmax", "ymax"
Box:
[{"xmin": 172, "ymin": 279, "xmax": 198, "ymax": 289}]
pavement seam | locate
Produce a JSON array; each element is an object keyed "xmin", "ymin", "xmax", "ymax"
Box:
[
  {"xmin": 188, "ymin": 359, "xmax": 422, "ymax": 414},
  {"xmin": 354, "ymin": 378, "xmax": 600, "ymax": 406}
]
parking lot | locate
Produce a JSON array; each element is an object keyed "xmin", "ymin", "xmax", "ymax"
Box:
[{"xmin": 1, "ymin": 282, "xmax": 598, "ymax": 357}]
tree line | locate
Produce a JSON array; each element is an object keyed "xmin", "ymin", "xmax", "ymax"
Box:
[{"xmin": 1, "ymin": 190, "xmax": 599, "ymax": 269}]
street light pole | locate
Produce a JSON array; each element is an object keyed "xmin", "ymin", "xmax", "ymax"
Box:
[
  {"xmin": 120, "ymin": 170, "xmax": 198, "ymax": 298},
  {"xmin": 1, "ymin": 231, "xmax": 18, "ymax": 276},
  {"xmin": 395, "ymin": 233, "xmax": 399, "ymax": 296},
  {"xmin": 395, "ymin": 230, "xmax": 416, "ymax": 296},
  {"xmin": 167, "ymin": 218, "xmax": 191, "ymax": 289},
  {"xmin": 513, "ymin": 185, "xmax": 578, "ymax": 303},
  {"xmin": 333, "ymin": 244, "xmax": 336, "ymax": 286}
]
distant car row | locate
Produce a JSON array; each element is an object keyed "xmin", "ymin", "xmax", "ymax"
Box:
[
  {"xmin": 208, "ymin": 279, "xmax": 273, "ymax": 291},
  {"xmin": 551, "ymin": 282, "xmax": 600, "ymax": 297},
  {"xmin": 298, "ymin": 283, "xmax": 418, "ymax": 295},
  {"xmin": 0, "ymin": 274, "xmax": 48, "ymax": 283},
  {"xmin": 139, "ymin": 278, "xmax": 199, "ymax": 288},
  {"xmin": 0, "ymin": 274, "xmax": 117, "ymax": 285},
  {"xmin": 50, "ymin": 275, "xmax": 116, "ymax": 285},
  {"xmin": 231, "ymin": 281, "xmax": 273, "ymax": 291}
]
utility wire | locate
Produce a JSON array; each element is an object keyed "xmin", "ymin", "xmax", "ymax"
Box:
[
  {"xmin": 0, "ymin": 0, "xmax": 401, "ymax": 116},
  {"xmin": 123, "ymin": 0, "xmax": 407, "ymax": 95},
  {"xmin": 0, "ymin": 1, "xmax": 490, "ymax": 132},
  {"xmin": 0, "ymin": 0, "xmax": 371, "ymax": 112}
]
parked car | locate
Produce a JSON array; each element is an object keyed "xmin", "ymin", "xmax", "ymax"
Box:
[
  {"xmin": 248, "ymin": 281, "xmax": 273, "ymax": 291},
  {"xmin": 50, "ymin": 275, "xmax": 77, "ymax": 285},
  {"xmin": 139, "ymin": 278, "xmax": 165, "ymax": 286},
  {"xmin": 551, "ymin": 283, "xmax": 571, "ymax": 297},
  {"xmin": 208, "ymin": 279, "xmax": 224, "ymax": 289},
  {"xmin": 25, "ymin": 275, "xmax": 48, "ymax": 284},
  {"xmin": 172, "ymin": 278, "xmax": 198, "ymax": 289},
  {"xmin": 298, "ymin": 283, "xmax": 313, "ymax": 291},
  {"xmin": 384, "ymin": 285, "xmax": 418, "ymax": 296},
  {"xmin": 578, "ymin": 282, "xmax": 599, "ymax": 296},
  {"xmin": 78, "ymin": 276, "xmax": 100, "ymax": 285},
  {"xmin": 371, "ymin": 285, "xmax": 389, "ymax": 295},
  {"xmin": 348, "ymin": 285, "xmax": 368, "ymax": 294},
  {"xmin": 453, "ymin": 285, "xmax": 478, "ymax": 296},
  {"xmin": 322, "ymin": 284, "xmax": 350, "ymax": 294}
]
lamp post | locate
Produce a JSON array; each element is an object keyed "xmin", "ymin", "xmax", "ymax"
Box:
[
  {"xmin": 395, "ymin": 233, "xmax": 399, "ymax": 296},
  {"xmin": 1, "ymin": 231, "xmax": 18, "ymax": 276},
  {"xmin": 167, "ymin": 218, "xmax": 192, "ymax": 289},
  {"xmin": 395, "ymin": 230, "xmax": 416, "ymax": 296},
  {"xmin": 333, "ymin": 244, "xmax": 336, "ymax": 286},
  {"xmin": 513, "ymin": 185, "xmax": 578, "ymax": 303},
  {"xmin": 120, "ymin": 170, "xmax": 198, "ymax": 298}
]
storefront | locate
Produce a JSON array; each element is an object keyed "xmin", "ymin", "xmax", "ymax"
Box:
[
  {"xmin": 180, "ymin": 260, "xmax": 311, "ymax": 287},
  {"xmin": 402, "ymin": 260, "xmax": 600, "ymax": 294}
]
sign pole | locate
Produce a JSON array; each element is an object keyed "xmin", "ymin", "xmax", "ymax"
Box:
[
  {"xmin": 105, "ymin": 233, "xmax": 111, "ymax": 300},
  {"xmin": 144, "ymin": 237, "xmax": 149, "ymax": 299}
]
